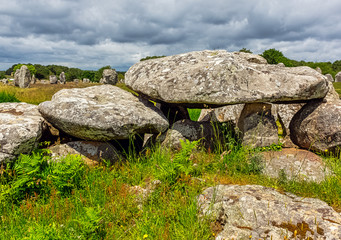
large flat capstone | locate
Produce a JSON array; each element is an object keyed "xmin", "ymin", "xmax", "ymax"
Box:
[
  {"xmin": 125, "ymin": 50, "xmax": 328, "ymax": 106},
  {"xmin": 38, "ymin": 85, "xmax": 169, "ymax": 141}
]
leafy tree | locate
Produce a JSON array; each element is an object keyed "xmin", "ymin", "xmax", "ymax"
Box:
[
  {"xmin": 239, "ymin": 48, "xmax": 253, "ymax": 53},
  {"xmin": 81, "ymin": 70, "xmax": 96, "ymax": 82},
  {"xmin": 0, "ymin": 71, "xmax": 5, "ymax": 79},
  {"xmin": 13, "ymin": 64, "xmax": 37, "ymax": 75},
  {"xmin": 65, "ymin": 68, "xmax": 83, "ymax": 82},
  {"xmin": 34, "ymin": 64, "xmax": 50, "ymax": 79},
  {"xmin": 261, "ymin": 49, "xmax": 294, "ymax": 67},
  {"xmin": 332, "ymin": 60, "xmax": 341, "ymax": 72}
]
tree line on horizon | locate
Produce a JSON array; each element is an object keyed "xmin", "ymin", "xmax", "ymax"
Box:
[
  {"xmin": 1, "ymin": 49, "xmax": 341, "ymax": 81},
  {"xmin": 0, "ymin": 64, "xmax": 125, "ymax": 83}
]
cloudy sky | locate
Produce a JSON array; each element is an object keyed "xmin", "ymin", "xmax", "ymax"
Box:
[{"xmin": 1, "ymin": 0, "xmax": 341, "ymax": 71}]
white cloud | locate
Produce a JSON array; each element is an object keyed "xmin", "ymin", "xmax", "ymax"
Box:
[{"xmin": 0, "ymin": 0, "xmax": 341, "ymax": 70}]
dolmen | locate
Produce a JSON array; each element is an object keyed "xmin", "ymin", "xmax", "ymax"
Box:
[{"xmin": 1, "ymin": 50, "xmax": 340, "ymax": 163}]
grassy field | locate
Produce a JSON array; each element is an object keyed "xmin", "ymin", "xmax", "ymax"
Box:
[{"xmin": 0, "ymin": 82, "xmax": 341, "ymax": 239}]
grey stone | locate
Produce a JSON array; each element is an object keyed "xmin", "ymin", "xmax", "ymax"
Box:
[
  {"xmin": 14, "ymin": 69, "xmax": 19, "ymax": 86},
  {"xmin": 198, "ymin": 185, "xmax": 341, "ymax": 240},
  {"xmin": 49, "ymin": 141, "xmax": 122, "ymax": 166},
  {"xmin": 325, "ymin": 73, "xmax": 334, "ymax": 82},
  {"xmin": 38, "ymin": 85, "xmax": 169, "ymax": 141},
  {"xmin": 335, "ymin": 72, "xmax": 341, "ymax": 82},
  {"xmin": 238, "ymin": 103, "xmax": 278, "ymax": 148},
  {"xmin": 125, "ymin": 50, "xmax": 328, "ymax": 107},
  {"xmin": 1, "ymin": 79, "xmax": 8, "ymax": 85},
  {"xmin": 100, "ymin": 69, "xmax": 118, "ymax": 85},
  {"xmin": 276, "ymin": 103, "xmax": 305, "ymax": 138},
  {"xmin": 315, "ymin": 66, "xmax": 322, "ymax": 73},
  {"xmin": 14, "ymin": 65, "xmax": 31, "ymax": 88},
  {"xmin": 59, "ymin": 72, "xmax": 66, "ymax": 84},
  {"xmin": 198, "ymin": 104, "xmax": 245, "ymax": 124},
  {"xmin": 31, "ymin": 74, "xmax": 36, "ymax": 84},
  {"xmin": 0, "ymin": 103, "xmax": 45, "ymax": 163},
  {"xmin": 290, "ymin": 99, "xmax": 341, "ymax": 152},
  {"xmin": 49, "ymin": 75, "xmax": 58, "ymax": 84},
  {"xmin": 161, "ymin": 119, "xmax": 217, "ymax": 150},
  {"xmin": 73, "ymin": 79, "xmax": 79, "ymax": 83},
  {"xmin": 82, "ymin": 78, "xmax": 90, "ymax": 83},
  {"xmin": 261, "ymin": 148, "xmax": 332, "ymax": 182}
]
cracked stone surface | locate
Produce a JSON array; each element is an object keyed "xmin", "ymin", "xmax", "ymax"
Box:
[
  {"xmin": 0, "ymin": 103, "xmax": 45, "ymax": 162},
  {"xmin": 38, "ymin": 85, "xmax": 169, "ymax": 141},
  {"xmin": 198, "ymin": 184, "xmax": 341, "ymax": 240},
  {"xmin": 125, "ymin": 50, "xmax": 328, "ymax": 107}
]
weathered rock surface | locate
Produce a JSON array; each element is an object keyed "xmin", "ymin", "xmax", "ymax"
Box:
[
  {"xmin": 49, "ymin": 141, "xmax": 122, "ymax": 166},
  {"xmin": 59, "ymin": 72, "xmax": 66, "ymax": 84},
  {"xmin": 82, "ymin": 78, "xmax": 90, "ymax": 83},
  {"xmin": 290, "ymin": 99, "xmax": 341, "ymax": 152},
  {"xmin": 335, "ymin": 71, "xmax": 341, "ymax": 82},
  {"xmin": 161, "ymin": 119, "xmax": 217, "ymax": 150},
  {"xmin": 0, "ymin": 103, "xmax": 45, "ymax": 162},
  {"xmin": 198, "ymin": 185, "xmax": 341, "ymax": 239},
  {"xmin": 238, "ymin": 103, "xmax": 278, "ymax": 148},
  {"xmin": 125, "ymin": 50, "xmax": 328, "ymax": 106},
  {"xmin": 14, "ymin": 65, "xmax": 31, "ymax": 88},
  {"xmin": 261, "ymin": 148, "xmax": 331, "ymax": 182},
  {"xmin": 325, "ymin": 73, "xmax": 334, "ymax": 82},
  {"xmin": 100, "ymin": 69, "xmax": 118, "ymax": 85},
  {"xmin": 198, "ymin": 104, "xmax": 244, "ymax": 123},
  {"xmin": 315, "ymin": 66, "xmax": 322, "ymax": 73},
  {"xmin": 31, "ymin": 74, "xmax": 36, "ymax": 84},
  {"xmin": 49, "ymin": 75, "xmax": 58, "ymax": 84},
  {"xmin": 38, "ymin": 85, "xmax": 169, "ymax": 141},
  {"xmin": 14, "ymin": 69, "xmax": 20, "ymax": 86}
]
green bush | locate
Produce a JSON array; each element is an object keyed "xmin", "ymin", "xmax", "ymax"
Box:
[
  {"xmin": 1, "ymin": 152, "xmax": 86, "ymax": 203},
  {"xmin": 0, "ymin": 91, "xmax": 20, "ymax": 103}
]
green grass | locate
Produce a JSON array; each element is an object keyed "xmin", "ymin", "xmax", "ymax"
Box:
[
  {"xmin": 333, "ymin": 82, "xmax": 341, "ymax": 97},
  {"xmin": 187, "ymin": 108, "xmax": 202, "ymax": 121},
  {"xmin": 0, "ymin": 91, "xmax": 20, "ymax": 103},
  {"xmin": 1, "ymin": 139, "xmax": 341, "ymax": 239}
]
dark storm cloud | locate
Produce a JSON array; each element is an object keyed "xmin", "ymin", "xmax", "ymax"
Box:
[{"xmin": 0, "ymin": 0, "xmax": 341, "ymax": 70}]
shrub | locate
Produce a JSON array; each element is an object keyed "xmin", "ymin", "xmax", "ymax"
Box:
[{"xmin": 0, "ymin": 91, "xmax": 20, "ymax": 103}]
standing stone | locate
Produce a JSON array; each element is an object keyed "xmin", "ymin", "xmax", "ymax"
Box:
[
  {"xmin": 290, "ymin": 99, "xmax": 341, "ymax": 152},
  {"xmin": 14, "ymin": 65, "xmax": 31, "ymax": 88},
  {"xmin": 14, "ymin": 69, "xmax": 20, "ymax": 86},
  {"xmin": 38, "ymin": 85, "xmax": 169, "ymax": 141},
  {"xmin": 100, "ymin": 69, "xmax": 118, "ymax": 85},
  {"xmin": 315, "ymin": 66, "xmax": 322, "ymax": 73},
  {"xmin": 49, "ymin": 75, "xmax": 58, "ymax": 84},
  {"xmin": 125, "ymin": 50, "xmax": 328, "ymax": 107},
  {"xmin": 237, "ymin": 103, "xmax": 278, "ymax": 148},
  {"xmin": 73, "ymin": 79, "xmax": 79, "ymax": 83},
  {"xmin": 325, "ymin": 73, "xmax": 334, "ymax": 82},
  {"xmin": 82, "ymin": 78, "xmax": 90, "ymax": 83},
  {"xmin": 335, "ymin": 71, "xmax": 341, "ymax": 82},
  {"xmin": 31, "ymin": 74, "xmax": 36, "ymax": 84},
  {"xmin": 59, "ymin": 72, "xmax": 66, "ymax": 84}
]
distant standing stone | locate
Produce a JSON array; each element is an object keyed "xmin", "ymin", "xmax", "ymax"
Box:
[
  {"xmin": 50, "ymin": 75, "xmax": 58, "ymax": 84},
  {"xmin": 14, "ymin": 69, "xmax": 20, "ymax": 86},
  {"xmin": 83, "ymin": 78, "xmax": 90, "ymax": 83},
  {"xmin": 315, "ymin": 66, "xmax": 322, "ymax": 73},
  {"xmin": 17, "ymin": 65, "xmax": 31, "ymax": 88},
  {"xmin": 335, "ymin": 71, "xmax": 341, "ymax": 82},
  {"xmin": 325, "ymin": 73, "xmax": 334, "ymax": 82},
  {"xmin": 31, "ymin": 74, "xmax": 36, "ymax": 84},
  {"xmin": 59, "ymin": 72, "xmax": 66, "ymax": 84},
  {"xmin": 100, "ymin": 69, "xmax": 118, "ymax": 85}
]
